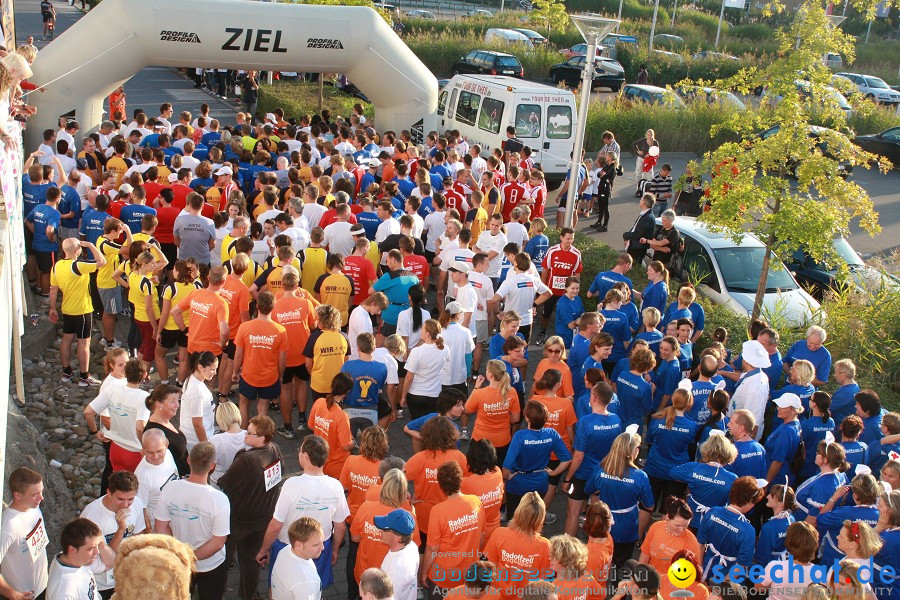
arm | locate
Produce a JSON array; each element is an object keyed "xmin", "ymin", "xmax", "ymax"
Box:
[
  {"xmin": 331, "ymin": 520, "xmax": 347, "ymax": 565},
  {"xmin": 231, "ymin": 347, "xmax": 244, "ymax": 383},
  {"xmin": 400, "ymin": 371, "xmax": 414, "ymax": 407},
  {"xmin": 255, "ymin": 518, "xmax": 285, "ymax": 566},
  {"xmin": 193, "ymin": 535, "xmax": 227, "ymax": 561},
  {"xmin": 157, "ymin": 299, "xmax": 172, "ymax": 343},
  {"xmin": 420, "ymin": 544, "xmax": 440, "ymax": 586},
  {"xmin": 51, "ymin": 156, "xmax": 66, "ymax": 186},
  {"xmin": 564, "ymin": 450, "xmax": 585, "ymax": 486},
  {"xmin": 192, "ymin": 416, "xmax": 207, "ymax": 443},
  {"xmin": 144, "ymin": 293, "xmax": 159, "ymax": 336},
  {"xmin": 171, "ymin": 305, "xmax": 186, "ymax": 331},
  {"xmin": 218, "ymin": 319, "xmax": 229, "ymax": 348},
  {"xmin": 817, "ymin": 486, "xmax": 850, "ymax": 516},
  {"xmin": 764, "ymin": 461, "xmax": 782, "ymax": 486},
  {"xmin": 82, "ymin": 241, "xmax": 107, "ymax": 268}
]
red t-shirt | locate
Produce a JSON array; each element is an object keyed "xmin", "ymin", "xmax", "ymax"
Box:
[
  {"xmin": 529, "ymin": 185, "xmax": 546, "ymax": 218},
  {"xmin": 171, "ymin": 184, "xmax": 192, "ymax": 209},
  {"xmin": 403, "ymin": 254, "xmax": 430, "ymax": 287},
  {"xmin": 344, "ymin": 255, "xmax": 377, "ymax": 306},
  {"xmin": 541, "ymin": 244, "xmax": 583, "ymax": 296},
  {"xmin": 154, "ymin": 205, "xmax": 181, "ymax": 244},
  {"xmin": 200, "ymin": 203, "xmax": 215, "ymax": 219},
  {"xmin": 319, "ymin": 210, "xmax": 358, "ymax": 230},
  {"xmin": 143, "ymin": 181, "xmax": 167, "ymax": 204},
  {"xmin": 500, "ymin": 182, "xmax": 527, "ymax": 223},
  {"xmin": 107, "ymin": 199, "xmax": 126, "ymax": 219},
  {"xmin": 444, "ymin": 188, "xmax": 466, "ymax": 214}
]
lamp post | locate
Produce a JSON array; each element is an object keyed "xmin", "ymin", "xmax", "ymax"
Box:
[{"xmin": 563, "ymin": 15, "xmax": 620, "ymax": 229}]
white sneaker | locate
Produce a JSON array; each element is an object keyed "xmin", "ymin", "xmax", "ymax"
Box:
[
  {"xmin": 78, "ymin": 375, "xmax": 102, "ymax": 387},
  {"xmin": 544, "ymin": 512, "xmax": 558, "ymax": 525},
  {"xmin": 459, "ymin": 428, "xmax": 470, "ymax": 440}
]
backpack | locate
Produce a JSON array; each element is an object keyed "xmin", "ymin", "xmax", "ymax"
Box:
[{"xmin": 790, "ymin": 437, "xmax": 806, "ymax": 476}]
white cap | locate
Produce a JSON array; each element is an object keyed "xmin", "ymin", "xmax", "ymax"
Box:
[
  {"xmin": 118, "ymin": 183, "xmax": 134, "ymax": 194},
  {"xmin": 741, "ymin": 339, "xmax": 771, "ymax": 369},
  {"xmin": 167, "ymin": 173, "xmax": 179, "ymax": 183},
  {"xmin": 448, "ymin": 261, "xmax": 471, "ymax": 274},
  {"xmin": 773, "ymin": 393, "xmax": 803, "ymax": 412},
  {"xmin": 265, "ymin": 113, "xmax": 277, "ymax": 123},
  {"xmin": 215, "ymin": 166, "xmax": 233, "ymax": 176},
  {"xmin": 445, "ymin": 301, "xmax": 464, "ymax": 315},
  {"xmin": 367, "ymin": 158, "xmax": 380, "ymax": 168}
]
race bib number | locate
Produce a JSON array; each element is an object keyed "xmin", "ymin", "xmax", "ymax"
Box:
[
  {"xmin": 264, "ymin": 460, "xmax": 283, "ymax": 492},
  {"xmin": 552, "ymin": 275, "xmax": 568, "ymax": 289},
  {"xmin": 26, "ymin": 518, "xmax": 48, "ymax": 562}
]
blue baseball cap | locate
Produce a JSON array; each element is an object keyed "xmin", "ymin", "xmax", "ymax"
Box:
[{"xmin": 374, "ymin": 509, "xmax": 415, "ymax": 536}]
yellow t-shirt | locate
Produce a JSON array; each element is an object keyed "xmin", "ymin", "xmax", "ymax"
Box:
[
  {"xmin": 97, "ymin": 238, "xmax": 123, "ymax": 290},
  {"xmin": 224, "ymin": 258, "xmax": 264, "ymax": 289},
  {"xmin": 105, "ymin": 156, "xmax": 129, "ymax": 189},
  {"xmin": 469, "ymin": 207, "xmax": 488, "ymax": 247},
  {"xmin": 133, "ymin": 232, "xmax": 154, "ymax": 246},
  {"xmin": 129, "ymin": 271, "xmax": 160, "ymax": 322},
  {"xmin": 314, "ymin": 272, "xmax": 354, "ymax": 326},
  {"xmin": 160, "ymin": 281, "xmax": 202, "ymax": 330},
  {"xmin": 220, "ymin": 233, "xmax": 238, "ymax": 263},
  {"xmin": 300, "ymin": 247, "xmax": 328, "ymax": 294},
  {"xmin": 50, "ymin": 260, "xmax": 98, "ymax": 316}
]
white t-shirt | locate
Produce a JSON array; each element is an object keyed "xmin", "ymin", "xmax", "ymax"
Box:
[
  {"xmin": 468, "ymin": 271, "xmax": 494, "ymax": 322},
  {"xmin": 495, "ymin": 272, "xmax": 550, "ymax": 326},
  {"xmin": 271, "ymin": 549, "xmax": 321, "ymax": 600},
  {"xmin": 134, "ymin": 451, "xmax": 179, "ymax": 528},
  {"xmin": 347, "ymin": 306, "xmax": 374, "ymax": 359},
  {"xmin": 180, "ymin": 376, "xmax": 215, "ymax": 449},
  {"xmin": 454, "ymin": 283, "xmax": 478, "ymax": 337},
  {"xmin": 47, "ymin": 555, "xmax": 101, "ymax": 600},
  {"xmin": 0, "ymin": 506, "xmax": 49, "ymax": 596},
  {"xmin": 252, "ymin": 240, "xmax": 272, "ymax": 265},
  {"xmin": 375, "ymin": 218, "xmax": 400, "ymax": 244},
  {"xmin": 410, "ymin": 214, "xmax": 424, "ymax": 240},
  {"xmin": 181, "ymin": 155, "xmax": 201, "ymax": 173},
  {"xmin": 372, "ymin": 348, "xmax": 400, "ymax": 386},
  {"xmin": 435, "ymin": 236, "xmax": 459, "ymax": 267},
  {"xmin": 154, "ymin": 480, "xmax": 231, "ymax": 572},
  {"xmin": 474, "ymin": 231, "xmax": 508, "ymax": 277},
  {"xmin": 283, "ymin": 226, "xmax": 311, "ymax": 254},
  {"xmin": 396, "ymin": 308, "xmax": 432, "ymax": 351},
  {"xmin": 300, "ymin": 203, "xmax": 327, "ymax": 232},
  {"xmin": 272, "ymin": 474, "xmax": 350, "ymax": 543},
  {"xmin": 505, "ymin": 222, "xmax": 529, "ymax": 250},
  {"xmin": 470, "ymin": 156, "xmax": 488, "ymax": 180},
  {"xmin": 257, "ymin": 208, "xmax": 283, "ymax": 224},
  {"xmin": 209, "ymin": 430, "xmax": 249, "ymax": 486},
  {"xmin": 381, "ymin": 542, "xmax": 420, "ymax": 600},
  {"xmin": 761, "ymin": 560, "xmax": 817, "ymax": 600},
  {"xmin": 405, "ymin": 343, "xmax": 449, "ymax": 396},
  {"xmin": 323, "ymin": 222, "xmax": 356, "ymax": 257},
  {"xmin": 80, "ymin": 496, "xmax": 147, "ymax": 590},
  {"xmin": 441, "ymin": 322, "xmax": 475, "ymax": 386},
  {"xmin": 87, "ymin": 385, "xmax": 149, "ymax": 452},
  {"xmin": 423, "ymin": 211, "xmax": 446, "ymax": 253}
]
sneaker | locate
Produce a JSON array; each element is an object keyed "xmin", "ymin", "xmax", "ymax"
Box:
[
  {"xmin": 459, "ymin": 428, "xmax": 470, "ymax": 441},
  {"xmin": 276, "ymin": 425, "xmax": 296, "ymax": 440},
  {"xmin": 417, "ymin": 587, "xmax": 427, "ymax": 600},
  {"xmin": 578, "ymin": 514, "xmax": 587, "ymax": 528},
  {"xmin": 597, "ymin": 225, "xmax": 608, "ymax": 232},
  {"xmin": 534, "ymin": 332, "xmax": 547, "ymax": 346},
  {"xmin": 60, "ymin": 371, "xmax": 73, "ymax": 383},
  {"xmin": 78, "ymin": 375, "xmax": 102, "ymax": 387},
  {"xmin": 544, "ymin": 512, "xmax": 558, "ymax": 525},
  {"xmin": 39, "ymin": 296, "xmax": 50, "ymax": 309},
  {"xmin": 100, "ymin": 338, "xmax": 123, "ymax": 349}
]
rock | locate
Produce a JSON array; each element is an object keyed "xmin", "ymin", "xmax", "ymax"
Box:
[
  {"xmin": 44, "ymin": 443, "xmax": 66, "ymax": 461},
  {"xmin": 72, "ymin": 426, "xmax": 89, "ymax": 437},
  {"xmin": 32, "ymin": 378, "xmax": 44, "ymax": 386}
]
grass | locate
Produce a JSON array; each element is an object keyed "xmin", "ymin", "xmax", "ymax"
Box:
[{"xmin": 256, "ymin": 80, "xmax": 375, "ymax": 121}]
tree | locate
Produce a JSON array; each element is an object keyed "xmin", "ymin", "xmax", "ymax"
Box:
[
  {"xmin": 682, "ymin": 0, "xmax": 894, "ymax": 321},
  {"xmin": 530, "ymin": 0, "xmax": 569, "ymax": 32}
]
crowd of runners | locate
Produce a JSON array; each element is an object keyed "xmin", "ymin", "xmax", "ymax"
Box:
[{"xmin": 0, "ymin": 36, "xmax": 898, "ymax": 600}]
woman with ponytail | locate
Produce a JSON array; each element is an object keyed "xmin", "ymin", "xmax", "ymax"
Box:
[
  {"xmin": 90, "ymin": 348, "xmax": 130, "ymax": 491},
  {"xmin": 640, "ymin": 260, "xmax": 669, "ymax": 316},
  {"xmin": 397, "ymin": 283, "xmax": 430, "ymax": 351},
  {"xmin": 465, "ymin": 360, "xmax": 521, "ymax": 463},
  {"xmin": 754, "ymin": 484, "xmax": 796, "ymax": 565},
  {"xmin": 308, "ymin": 372, "xmax": 354, "ymax": 478},
  {"xmin": 652, "ymin": 336, "xmax": 682, "ymax": 413},
  {"xmin": 694, "ymin": 389, "xmax": 731, "ymax": 450},
  {"xmin": 639, "ymin": 496, "xmax": 700, "ymax": 574},
  {"xmin": 793, "ymin": 437, "xmax": 850, "ymax": 524},
  {"xmin": 401, "ymin": 319, "xmax": 449, "ymax": 420},
  {"xmin": 179, "ymin": 350, "xmax": 220, "ymax": 449},
  {"xmin": 815, "ymin": 472, "xmax": 881, "ymax": 565},
  {"xmin": 645, "ymin": 385, "xmax": 699, "ymax": 505},
  {"xmin": 670, "ymin": 433, "xmax": 739, "ymax": 531},
  {"xmin": 799, "ymin": 391, "xmax": 835, "ymax": 480},
  {"xmin": 531, "ymin": 369, "xmax": 577, "ymax": 510}
]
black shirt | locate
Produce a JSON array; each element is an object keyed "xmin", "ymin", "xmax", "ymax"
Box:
[
  {"xmin": 651, "ymin": 224, "xmax": 680, "ymax": 266},
  {"xmin": 379, "ymin": 233, "xmax": 424, "ymax": 256},
  {"xmin": 504, "ymin": 137, "xmax": 524, "ymax": 156}
]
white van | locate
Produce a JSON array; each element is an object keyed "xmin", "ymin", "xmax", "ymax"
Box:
[
  {"xmin": 484, "ymin": 28, "xmax": 535, "ymax": 49},
  {"xmin": 436, "ymin": 75, "xmax": 576, "ymax": 184}
]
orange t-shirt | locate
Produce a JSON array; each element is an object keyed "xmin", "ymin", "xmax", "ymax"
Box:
[
  {"xmin": 553, "ymin": 572, "xmax": 605, "ymax": 600},
  {"xmin": 639, "ymin": 520, "xmax": 702, "ymax": 575},
  {"xmin": 660, "ymin": 579, "xmax": 709, "ymax": 600},
  {"xmin": 586, "ymin": 538, "xmax": 613, "ymax": 598},
  {"xmin": 271, "ymin": 294, "xmax": 317, "ymax": 367},
  {"xmin": 427, "ymin": 494, "xmax": 485, "ymax": 587},
  {"xmin": 406, "ymin": 449, "xmax": 469, "ymax": 536},
  {"xmin": 308, "ymin": 398, "xmax": 353, "ymax": 478},
  {"xmin": 350, "ymin": 500, "xmax": 422, "ymax": 582},
  {"xmin": 483, "ymin": 527, "xmax": 551, "ymax": 600},
  {"xmin": 177, "ymin": 288, "xmax": 229, "ymax": 355},
  {"xmin": 533, "ymin": 393, "xmax": 577, "ymax": 453},
  {"xmin": 465, "ymin": 387, "xmax": 520, "ymax": 448},
  {"xmin": 533, "ymin": 359, "xmax": 575, "ymax": 398},
  {"xmin": 460, "ymin": 469, "xmax": 504, "ymax": 548},
  {"xmin": 219, "ymin": 276, "xmax": 251, "ymax": 341},
  {"xmin": 234, "ymin": 319, "xmax": 288, "ymax": 387},
  {"xmin": 340, "ymin": 455, "xmax": 382, "ymax": 523}
]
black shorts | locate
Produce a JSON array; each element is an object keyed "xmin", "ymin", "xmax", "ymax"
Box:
[
  {"xmin": 42, "ymin": 13, "xmax": 53, "ymax": 23},
  {"xmin": 282, "ymin": 364, "xmax": 310, "ymax": 384},
  {"xmin": 567, "ymin": 477, "xmax": 589, "ymax": 501},
  {"xmin": 542, "ymin": 294, "xmax": 560, "ymax": 319},
  {"xmin": 62, "ymin": 313, "xmax": 92, "ymax": 338},
  {"xmin": 396, "ymin": 359, "xmax": 407, "ymax": 379},
  {"xmin": 160, "ymin": 243, "xmax": 178, "ymax": 266},
  {"xmin": 377, "ymin": 396, "xmax": 392, "ymax": 419},
  {"xmin": 424, "ymin": 250, "xmax": 435, "ymax": 265},
  {"xmin": 34, "ymin": 250, "xmax": 55, "ymax": 273},
  {"xmin": 238, "ymin": 377, "xmax": 281, "ymax": 401},
  {"xmin": 159, "ymin": 328, "xmax": 188, "ymax": 349},
  {"xmin": 517, "ymin": 324, "xmax": 532, "ymax": 344},
  {"xmin": 24, "ymin": 228, "xmax": 33, "ymax": 254},
  {"xmin": 547, "ymin": 459, "xmax": 562, "ymax": 485},
  {"xmin": 381, "ymin": 321, "xmax": 397, "ymax": 337},
  {"xmin": 223, "ymin": 340, "xmax": 236, "ymax": 360}
]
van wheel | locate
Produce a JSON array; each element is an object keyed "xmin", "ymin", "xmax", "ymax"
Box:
[{"xmin": 609, "ymin": 85, "xmax": 621, "ymax": 92}]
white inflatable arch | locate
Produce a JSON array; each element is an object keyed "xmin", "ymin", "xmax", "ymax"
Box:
[{"xmin": 26, "ymin": 0, "xmax": 438, "ymax": 150}]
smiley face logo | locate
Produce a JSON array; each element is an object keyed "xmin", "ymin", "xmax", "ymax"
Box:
[{"xmin": 668, "ymin": 558, "xmax": 697, "ymax": 589}]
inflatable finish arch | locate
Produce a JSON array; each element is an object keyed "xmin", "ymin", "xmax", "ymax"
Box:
[{"xmin": 26, "ymin": 0, "xmax": 438, "ymax": 150}]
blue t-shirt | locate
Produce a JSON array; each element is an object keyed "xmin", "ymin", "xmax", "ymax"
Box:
[
  {"xmin": 792, "ymin": 471, "xmax": 848, "ymax": 521},
  {"xmin": 799, "ymin": 417, "xmax": 836, "ymax": 479},
  {"xmin": 620, "ymin": 301, "xmax": 640, "ymax": 334},
  {"xmin": 651, "ymin": 358, "xmax": 681, "ymax": 409},
  {"xmin": 356, "ymin": 211, "xmax": 381, "ymax": 240},
  {"xmin": 782, "ymin": 340, "xmax": 832, "ymax": 385},
  {"xmin": 873, "ymin": 528, "xmax": 900, "ymax": 600},
  {"xmin": 769, "ymin": 383, "xmax": 815, "ymax": 431},
  {"xmin": 341, "ymin": 359, "xmax": 387, "ymax": 409},
  {"xmin": 610, "ymin": 357, "xmax": 632, "ymax": 385},
  {"xmin": 372, "ymin": 270, "xmax": 419, "ymax": 325},
  {"xmin": 26, "ymin": 204, "xmax": 61, "ymax": 253},
  {"xmin": 190, "ymin": 176, "xmax": 215, "ymax": 191},
  {"xmin": 754, "ymin": 512, "xmax": 795, "ymax": 566},
  {"xmin": 573, "ymin": 412, "xmax": 622, "ymax": 480},
  {"xmin": 764, "ymin": 419, "xmax": 802, "ymax": 486},
  {"xmin": 489, "ymin": 333, "xmax": 529, "ymax": 362},
  {"xmin": 588, "ymin": 271, "xmax": 633, "ymax": 302},
  {"xmin": 22, "ymin": 174, "xmax": 55, "ymax": 219},
  {"xmin": 686, "ymin": 380, "xmax": 718, "ymax": 421},
  {"xmin": 119, "ymin": 204, "xmax": 157, "ymax": 235},
  {"xmin": 860, "ymin": 409, "xmax": 886, "ymax": 447},
  {"xmin": 567, "ymin": 334, "xmax": 591, "ymax": 385},
  {"xmin": 503, "ymin": 358, "xmax": 525, "ymax": 400},
  {"xmin": 613, "ymin": 371, "xmax": 654, "ymax": 429},
  {"xmin": 201, "ymin": 131, "xmax": 222, "ymax": 147},
  {"xmin": 830, "ymin": 383, "xmax": 860, "ymax": 433},
  {"xmin": 359, "ymin": 173, "xmax": 377, "ymax": 196},
  {"xmin": 664, "ymin": 301, "xmax": 706, "ymax": 332},
  {"xmin": 393, "ymin": 178, "xmax": 416, "ymax": 201},
  {"xmin": 601, "ymin": 309, "xmax": 630, "ymax": 362},
  {"xmin": 868, "ymin": 437, "xmax": 900, "ymax": 472},
  {"xmin": 584, "ymin": 466, "xmax": 653, "ymax": 543},
  {"xmin": 678, "ymin": 341, "xmax": 693, "ymax": 376},
  {"xmin": 671, "ymin": 462, "xmax": 738, "ymax": 529},
  {"xmin": 59, "ymin": 184, "xmax": 82, "ymax": 229},
  {"xmin": 79, "ymin": 207, "xmax": 110, "ymax": 246},
  {"xmin": 417, "ymin": 197, "xmax": 435, "ymax": 219},
  {"xmin": 697, "ymin": 506, "xmax": 755, "ymax": 581},
  {"xmin": 645, "ymin": 416, "xmax": 700, "ymax": 479},
  {"xmin": 524, "ymin": 235, "xmax": 549, "ymax": 272},
  {"xmin": 696, "ymin": 417, "xmax": 729, "ymax": 448},
  {"xmin": 555, "ymin": 295, "xmax": 584, "ymax": 349},
  {"xmin": 634, "ymin": 329, "xmax": 663, "ymax": 360},
  {"xmin": 726, "ymin": 439, "xmax": 768, "ymax": 479},
  {"xmin": 503, "ymin": 427, "xmax": 571, "ymax": 496},
  {"xmin": 641, "ymin": 280, "xmax": 668, "ymax": 315},
  {"xmin": 140, "ymin": 133, "xmax": 161, "ymax": 148},
  {"xmin": 430, "ymin": 164, "xmax": 452, "ymax": 181},
  {"xmin": 817, "ymin": 504, "xmax": 879, "ymax": 565},
  {"xmin": 734, "ymin": 350, "xmax": 783, "ymax": 391},
  {"xmin": 662, "ymin": 305, "xmax": 693, "ymax": 329},
  {"xmin": 575, "ymin": 356, "xmax": 603, "ymax": 401},
  {"xmin": 842, "ymin": 440, "xmax": 869, "ymax": 472}
]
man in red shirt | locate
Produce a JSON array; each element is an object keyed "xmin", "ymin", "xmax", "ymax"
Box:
[
  {"xmin": 142, "ymin": 166, "xmax": 167, "ymax": 204},
  {"xmin": 343, "ymin": 234, "xmax": 377, "ymax": 309},
  {"xmin": 537, "ymin": 226, "xmax": 582, "ymax": 344},
  {"xmin": 154, "ymin": 188, "xmax": 181, "ymax": 274},
  {"xmin": 169, "ymin": 168, "xmax": 193, "ymax": 209},
  {"xmin": 500, "ymin": 165, "xmax": 526, "ymax": 223},
  {"xmin": 400, "ymin": 236, "xmax": 429, "ymax": 288},
  {"xmin": 107, "ymin": 184, "xmax": 130, "ymax": 219}
]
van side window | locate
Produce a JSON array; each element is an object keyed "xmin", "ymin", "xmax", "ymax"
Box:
[
  {"xmin": 515, "ymin": 104, "xmax": 541, "ymax": 138},
  {"xmin": 478, "ymin": 97, "xmax": 504, "ymax": 134},
  {"xmin": 447, "ymin": 89, "xmax": 458, "ymax": 119},
  {"xmin": 546, "ymin": 105, "xmax": 572, "ymax": 139},
  {"xmin": 456, "ymin": 91, "xmax": 481, "ymax": 126},
  {"xmin": 437, "ymin": 90, "xmax": 448, "ymax": 117}
]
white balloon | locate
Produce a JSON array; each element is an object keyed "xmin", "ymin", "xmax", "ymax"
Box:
[{"xmin": 648, "ymin": 146, "xmax": 660, "ymax": 157}]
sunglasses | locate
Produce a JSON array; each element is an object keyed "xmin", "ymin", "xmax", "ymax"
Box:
[{"xmin": 547, "ymin": 349, "xmax": 562, "ymax": 354}]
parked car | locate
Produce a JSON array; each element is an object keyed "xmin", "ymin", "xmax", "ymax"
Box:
[
  {"xmin": 620, "ymin": 84, "xmax": 686, "ymax": 108},
  {"xmin": 653, "ymin": 34, "xmax": 685, "ymax": 48},
  {"xmin": 406, "ymin": 9, "xmax": 436, "ymax": 19},
  {"xmin": 485, "ymin": 28, "xmax": 534, "ymax": 49},
  {"xmin": 834, "ymin": 72, "xmax": 900, "ymax": 105},
  {"xmin": 511, "ymin": 28, "xmax": 546, "ymax": 45},
  {"xmin": 763, "ymin": 80, "xmax": 853, "ymax": 117},
  {"xmin": 465, "ymin": 9, "xmax": 494, "ymax": 17},
  {"xmin": 452, "ymin": 50, "xmax": 524, "ymax": 78},
  {"xmin": 518, "ymin": 0, "xmax": 533, "ymax": 9},
  {"xmin": 549, "ymin": 55, "xmax": 625, "ymax": 91},
  {"xmin": 678, "ymin": 85, "xmax": 746, "ymax": 110},
  {"xmin": 852, "ymin": 126, "xmax": 900, "ymax": 166},
  {"xmin": 785, "ymin": 236, "xmax": 900, "ymax": 300},
  {"xmin": 663, "ymin": 217, "xmax": 820, "ymax": 326},
  {"xmin": 652, "ymin": 49, "xmax": 686, "ymax": 63},
  {"xmin": 756, "ymin": 124, "xmax": 854, "ymax": 177},
  {"xmin": 824, "ymin": 52, "xmax": 843, "ymax": 69},
  {"xmin": 692, "ymin": 51, "xmax": 739, "ymax": 61},
  {"xmin": 560, "ymin": 43, "xmax": 593, "ymax": 60}
]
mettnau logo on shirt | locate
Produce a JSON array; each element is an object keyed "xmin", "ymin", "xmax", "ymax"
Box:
[{"xmin": 448, "ymin": 509, "xmax": 480, "ymax": 533}]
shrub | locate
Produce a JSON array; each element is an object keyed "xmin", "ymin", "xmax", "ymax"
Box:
[{"xmin": 257, "ymin": 81, "xmax": 374, "ymax": 122}]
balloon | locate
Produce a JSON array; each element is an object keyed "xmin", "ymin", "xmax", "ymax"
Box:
[{"xmin": 648, "ymin": 146, "xmax": 660, "ymax": 157}]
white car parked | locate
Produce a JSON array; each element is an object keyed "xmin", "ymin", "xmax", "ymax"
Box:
[
  {"xmin": 834, "ymin": 72, "xmax": 900, "ymax": 106},
  {"xmin": 658, "ymin": 217, "xmax": 820, "ymax": 326}
]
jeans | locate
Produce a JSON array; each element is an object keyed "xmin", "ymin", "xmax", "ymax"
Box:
[
  {"xmin": 651, "ymin": 200, "xmax": 667, "ymax": 218},
  {"xmin": 192, "ymin": 559, "xmax": 228, "ymax": 600},
  {"xmin": 225, "ymin": 521, "xmax": 267, "ymax": 600}
]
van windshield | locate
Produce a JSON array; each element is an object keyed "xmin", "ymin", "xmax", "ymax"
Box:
[{"xmin": 496, "ymin": 56, "xmax": 521, "ymax": 68}]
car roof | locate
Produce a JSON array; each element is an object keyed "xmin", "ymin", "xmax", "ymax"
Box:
[
  {"xmin": 450, "ymin": 74, "xmax": 563, "ymax": 94},
  {"xmin": 512, "ymin": 28, "xmax": 543, "ymax": 37},
  {"xmin": 624, "ymin": 84, "xmax": 669, "ymax": 94},
  {"xmin": 665, "ymin": 217, "xmax": 764, "ymax": 249},
  {"xmin": 471, "ymin": 50, "xmax": 517, "ymax": 58}
]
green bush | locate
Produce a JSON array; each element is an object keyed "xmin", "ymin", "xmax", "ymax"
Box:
[
  {"xmin": 257, "ymin": 81, "xmax": 374, "ymax": 121},
  {"xmin": 730, "ymin": 23, "xmax": 775, "ymax": 41}
]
